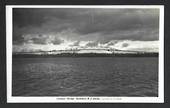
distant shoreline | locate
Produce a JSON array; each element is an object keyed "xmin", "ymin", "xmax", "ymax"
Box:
[{"xmin": 13, "ymin": 53, "xmax": 158, "ymax": 58}]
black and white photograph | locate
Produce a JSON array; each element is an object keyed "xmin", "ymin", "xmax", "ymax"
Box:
[{"xmin": 6, "ymin": 5, "xmax": 164, "ymax": 103}]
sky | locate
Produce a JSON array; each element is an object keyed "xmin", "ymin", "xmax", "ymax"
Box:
[{"xmin": 13, "ymin": 8, "xmax": 160, "ymax": 52}]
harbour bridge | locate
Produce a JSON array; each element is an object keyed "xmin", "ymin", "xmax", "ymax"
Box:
[{"xmin": 48, "ymin": 48, "xmax": 141, "ymax": 53}]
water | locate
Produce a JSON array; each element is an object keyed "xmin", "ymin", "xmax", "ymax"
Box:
[{"xmin": 12, "ymin": 57, "xmax": 158, "ymax": 96}]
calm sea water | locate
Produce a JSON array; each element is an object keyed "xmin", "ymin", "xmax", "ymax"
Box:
[{"xmin": 12, "ymin": 57, "xmax": 158, "ymax": 96}]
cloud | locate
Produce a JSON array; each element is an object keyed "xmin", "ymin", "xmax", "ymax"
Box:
[
  {"xmin": 70, "ymin": 41, "xmax": 80, "ymax": 46},
  {"xmin": 19, "ymin": 34, "xmax": 64, "ymax": 45},
  {"xmin": 13, "ymin": 40, "xmax": 159, "ymax": 52},
  {"xmin": 31, "ymin": 35, "xmax": 49, "ymax": 44},
  {"xmin": 122, "ymin": 43, "xmax": 129, "ymax": 48},
  {"xmin": 12, "ymin": 8, "xmax": 160, "ymax": 52},
  {"xmin": 112, "ymin": 40, "xmax": 159, "ymax": 52},
  {"xmin": 85, "ymin": 41, "xmax": 98, "ymax": 47},
  {"xmin": 51, "ymin": 38, "xmax": 64, "ymax": 45}
]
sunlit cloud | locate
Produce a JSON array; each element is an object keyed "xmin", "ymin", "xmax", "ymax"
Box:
[{"xmin": 13, "ymin": 39, "xmax": 159, "ymax": 53}]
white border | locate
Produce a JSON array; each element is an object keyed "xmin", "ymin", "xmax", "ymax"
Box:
[{"xmin": 6, "ymin": 5, "xmax": 164, "ymax": 103}]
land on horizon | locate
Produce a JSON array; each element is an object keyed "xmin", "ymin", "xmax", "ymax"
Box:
[{"xmin": 13, "ymin": 48, "xmax": 158, "ymax": 58}]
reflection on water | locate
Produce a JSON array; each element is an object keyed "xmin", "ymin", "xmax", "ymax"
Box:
[{"xmin": 12, "ymin": 57, "xmax": 158, "ymax": 96}]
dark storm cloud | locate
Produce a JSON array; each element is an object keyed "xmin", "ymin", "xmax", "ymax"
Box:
[
  {"xmin": 13, "ymin": 8, "xmax": 159, "ymax": 45},
  {"xmin": 13, "ymin": 8, "xmax": 46, "ymax": 27},
  {"xmin": 76, "ymin": 9, "xmax": 159, "ymax": 35}
]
